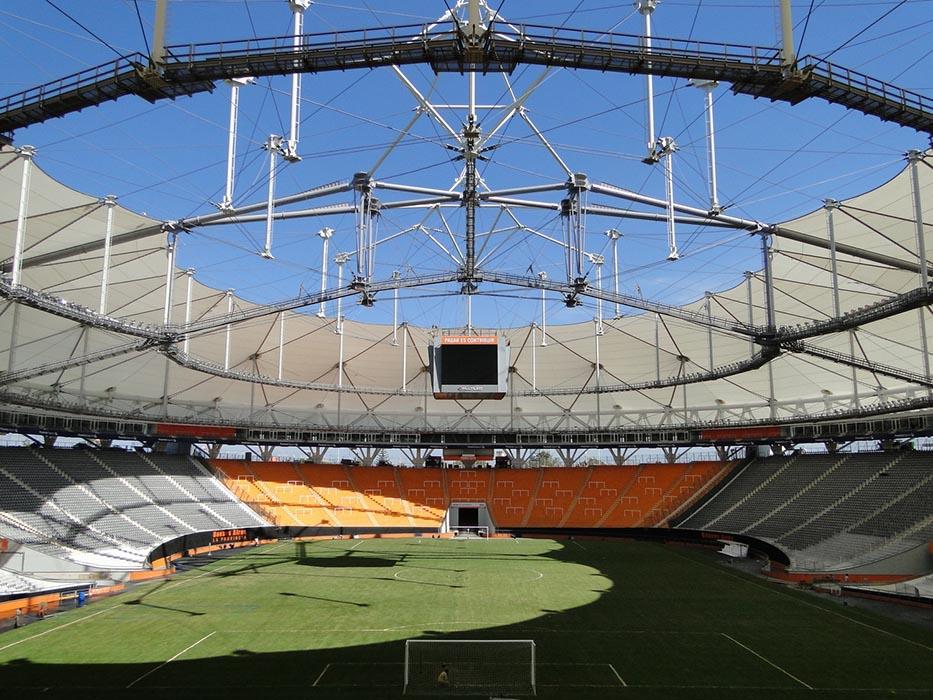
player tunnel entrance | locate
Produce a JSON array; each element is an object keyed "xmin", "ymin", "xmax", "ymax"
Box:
[{"xmin": 442, "ymin": 502, "xmax": 495, "ymax": 537}]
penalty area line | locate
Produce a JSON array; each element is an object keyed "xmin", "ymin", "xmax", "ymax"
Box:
[
  {"xmin": 722, "ymin": 633, "xmax": 813, "ymax": 690},
  {"xmin": 313, "ymin": 663, "xmax": 332, "ymax": 687},
  {"xmin": 0, "ymin": 607, "xmax": 115, "ymax": 653},
  {"xmin": 126, "ymin": 631, "xmax": 216, "ymax": 689},
  {"xmin": 609, "ymin": 663, "xmax": 627, "ymax": 687}
]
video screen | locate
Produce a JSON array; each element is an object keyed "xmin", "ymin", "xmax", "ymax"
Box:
[{"xmin": 440, "ymin": 344, "xmax": 499, "ymax": 385}]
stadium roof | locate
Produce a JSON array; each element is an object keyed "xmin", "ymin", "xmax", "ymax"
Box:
[{"xmin": 0, "ymin": 1, "xmax": 931, "ymax": 442}]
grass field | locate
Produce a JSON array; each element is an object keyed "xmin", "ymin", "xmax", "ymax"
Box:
[{"xmin": 1, "ymin": 536, "xmax": 933, "ymax": 699}]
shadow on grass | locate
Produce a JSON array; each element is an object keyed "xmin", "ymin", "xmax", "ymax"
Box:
[{"xmin": 2, "ymin": 540, "xmax": 932, "ymax": 700}]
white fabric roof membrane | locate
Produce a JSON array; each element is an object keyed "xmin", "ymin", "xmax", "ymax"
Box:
[{"xmin": 1, "ymin": 146, "xmax": 932, "ymax": 432}]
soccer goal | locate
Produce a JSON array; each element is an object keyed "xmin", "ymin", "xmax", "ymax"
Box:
[
  {"xmin": 404, "ymin": 639, "xmax": 536, "ymax": 696},
  {"xmin": 452, "ymin": 525, "xmax": 489, "ymax": 539}
]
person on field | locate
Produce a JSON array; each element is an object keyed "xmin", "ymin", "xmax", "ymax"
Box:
[{"xmin": 436, "ymin": 665, "xmax": 450, "ymax": 688}]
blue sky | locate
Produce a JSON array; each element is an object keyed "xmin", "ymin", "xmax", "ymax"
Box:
[{"xmin": 1, "ymin": 0, "xmax": 930, "ymax": 332}]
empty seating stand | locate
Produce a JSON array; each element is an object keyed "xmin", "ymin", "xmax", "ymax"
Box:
[
  {"xmin": 677, "ymin": 451, "xmax": 933, "ymax": 569},
  {"xmin": 218, "ymin": 461, "xmax": 731, "ymax": 530},
  {"xmin": 0, "ymin": 447, "xmax": 268, "ymax": 570}
]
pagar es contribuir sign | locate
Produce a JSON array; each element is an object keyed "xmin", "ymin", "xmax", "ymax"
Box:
[
  {"xmin": 429, "ymin": 335, "xmax": 509, "ymax": 400},
  {"xmin": 211, "ymin": 529, "xmax": 250, "ymax": 544}
]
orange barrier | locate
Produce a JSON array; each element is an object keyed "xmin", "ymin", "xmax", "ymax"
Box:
[{"xmin": 211, "ymin": 461, "xmax": 734, "ymax": 530}]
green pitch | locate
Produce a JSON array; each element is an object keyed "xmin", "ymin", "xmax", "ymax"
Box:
[{"xmin": 1, "ymin": 537, "xmax": 933, "ymax": 699}]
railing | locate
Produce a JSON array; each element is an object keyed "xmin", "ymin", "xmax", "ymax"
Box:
[
  {"xmin": 0, "ymin": 52, "xmax": 148, "ymax": 117},
  {"xmin": 500, "ymin": 23, "xmax": 783, "ymax": 67},
  {"xmin": 801, "ymin": 55, "xmax": 933, "ymax": 116},
  {"xmin": 163, "ymin": 23, "xmax": 455, "ymax": 66},
  {"xmin": 0, "ymin": 21, "xmax": 929, "ymax": 136}
]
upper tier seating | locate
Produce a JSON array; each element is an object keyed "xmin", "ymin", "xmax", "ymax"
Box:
[
  {"xmin": 677, "ymin": 452, "xmax": 933, "ymax": 569},
  {"xmin": 0, "ymin": 447, "xmax": 267, "ymax": 570}
]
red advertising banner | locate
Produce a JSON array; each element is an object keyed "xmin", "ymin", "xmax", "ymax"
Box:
[{"xmin": 441, "ymin": 335, "xmax": 498, "ymax": 345}]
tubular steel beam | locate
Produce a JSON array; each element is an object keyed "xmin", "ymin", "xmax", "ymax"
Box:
[
  {"xmin": 2, "ymin": 389, "xmax": 933, "ymax": 449},
  {"xmin": 0, "ymin": 23, "xmax": 930, "ymax": 137}
]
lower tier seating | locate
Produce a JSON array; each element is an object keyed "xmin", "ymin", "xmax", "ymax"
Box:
[
  {"xmin": 211, "ymin": 460, "xmax": 733, "ymax": 530},
  {"xmin": 0, "ymin": 447, "xmax": 268, "ymax": 570},
  {"xmin": 677, "ymin": 452, "xmax": 933, "ymax": 569}
]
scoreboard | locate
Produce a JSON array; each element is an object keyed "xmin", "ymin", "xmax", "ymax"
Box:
[{"xmin": 429, "ymin": 335, "xmax": 509, "ymax": 400}]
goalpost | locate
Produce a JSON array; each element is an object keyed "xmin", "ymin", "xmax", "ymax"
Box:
[
  {"xmin": 404, "ymin": 639, "xmax": 536, "ymax": 696},
  {"xmin": 451, "ymin": 525, "xmax": 489, "ymax": 538}
]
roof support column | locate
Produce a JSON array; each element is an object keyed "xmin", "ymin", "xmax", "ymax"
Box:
[
  {"xmin": 760, "ymin": 231, "xmax": 776, "ymax": 331},
  {"xmin": 317, "ymin": 227, "xmax": 333, "ymax": 318},
  {"xmin": 162, "ymin": 231, "xmax": 177, "ymax": 325},
  {"xmin": 588, "ymin": 253, "xmax": 605, "ymax": 335},
  {"xmin": 655, "ymin": 313, "xmax": 661, "ymax": 381},
  {"xmin": 692, "ymin": 80, "xmax": 721, "ymax": 213},
  {"xmin": 908, "ymin": 150, "xmax": 931, "ymax": 392},
  {"xmin": 538, "ymin": 271, "xmax": 548, "ymax": 346},
  {"xmin": 221, "ymin": 77, "xmax": 254, "ymax": 210},
  {"xmin": 401, "ymin": 322, "xmax": 408, "ymax": 392},
  {"xmin": 391, "ymin": 270, "xmax": 400, "ymax": 344},
  {"xmin": 277, "ymin": 311, "xmax": 285, "ymax": 381},
  {"xmin": 284, "ymin": 0, "xmax": 311, "ymax": 162},
  {"xmin": 262, "ymin": 135, "xmax": 283, "ymax": 259},
  {"xmin": 826, "ymin": 198, "xmax": 859, "ymax": 405},
  {"xmin": 635, "ymin": 0, "xmax": 658, "ymax": 158},
  {"xmin": 607, "ymin": 228, "xmax": 622, "ymax": 318},
  {"xmin": 705, "ymin": 292, "xmax": 714, "ymax": 368},
  {"xmin": 594, "ymin": 319, "xmax": 602, "ymax": 428},
  {"xmin": 336, "ymin": 323, "xmax": 345, "ymax": 426},
  {"xmin": 183, "ymin": 269, "xmax": 194, "ymax": 355},
  {"xmin": 661, "ymin": 138, "xmax": 679, "ymax": 259},
  {"xmin": 11, "ymin": 145, "xmax": 35, "ymax": 287},
  {"xmin": 224, "ymin": 289, "xmax": 234, "ymax": 370},
  {"xmin": 99, "ymin": 195, "xmax": 117, "ymax": 314},
  {"xmin": 561, "ymin": 174, "xmax": 590, "ymax": 303},
  {"xmin": 161, "ymin": 246, "xmax": 174, "ymax": 418},
  {"xmin": 780, "ymin": 0, "xmax": 796, "ymax": 70},
  {"xmin": 745, "ymin": 271, "xmax": 754, "ymax": 354},
  {"xmin": 335, "ymin": 253, "xmax": 348, "ymax": 334},
  {"xmin": 6, "ymin": 302, "xmax": 20, "ymax": 373},
  {"xmin": 761, "ymin": 230, "xmax": 778, "ymax": 420},
  {"xmin": 151, "ymin": 0, "xmax": 168, "ymax": 66},
  {"xmin": 462, "ymin": 115, "xmax": 480, "ymax": 289},
  {"xmin": 162, "ymin": 357, "xmax": 171, "ymax": 417},
  {"xmin": 531, "ymin": 324, "xmax": 538, "ymax": 393},
  {"xmin": 78, "ymin": 327, "xmax": 90, "ymax": 402},
  {"xmin": 825, "ymin": 199, "xmax": 843, "ymax": 319},
  {"xmin": 352, "ymin": 173, "xmax": 378, "ymax": 301},
  {"xmin": 768, "ymin": 362, "xmax": 777, "ymax": 420}
]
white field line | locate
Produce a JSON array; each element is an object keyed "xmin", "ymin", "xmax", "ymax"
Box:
[
  {"xmin": 312, "ymin": 663, "xmax": 332, "ymax": 687},
  {"xmin": 126, "ymin": 631, "xmax": 216, "ymax": 688},
  {"xmin": 721, "ymin": 633, "xmax": 813, "ymax": 690},
  {"xmin": 0, "ymin": 607, "xmax": 115, "ymax": 653},
  {"xmin": 160, "ymin": 541, "xmax": 291, "ymax": 594},
  {"xmin": 608, "ymin": 663, "xmax": 627, "ymax": 687},
  {"xmin": 349, "ymin": 539, "xmax": 364, "ymax": 550},
  {"xmin": 674, "ymin": 550, "xmax": 933, "ymax": 654}
]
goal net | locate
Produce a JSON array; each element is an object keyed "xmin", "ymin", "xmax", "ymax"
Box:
[
  {"xmin": 452, "ymin": 526, "xmax": 489, "ymax": 538},
  {"xmin": 404, "ymin": 639, "xmax": 536, "ymax": 696}
]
